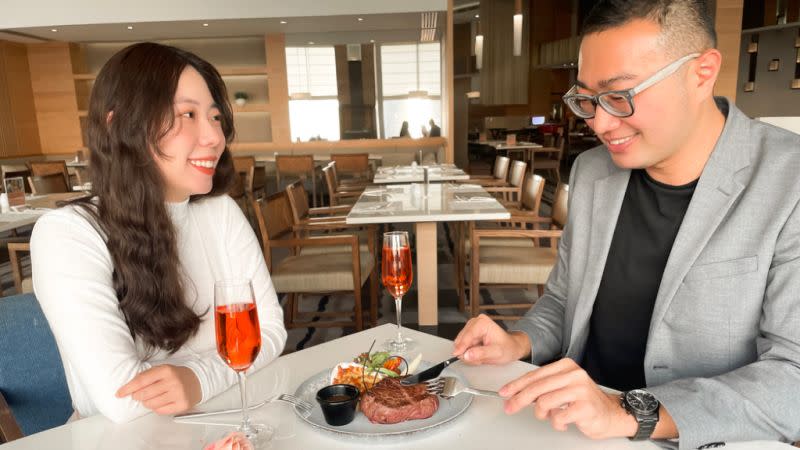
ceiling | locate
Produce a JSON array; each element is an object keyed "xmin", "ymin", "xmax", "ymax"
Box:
[{"xmin": 2, "ymin": 12, "xmax": 450, "ymax": 45}]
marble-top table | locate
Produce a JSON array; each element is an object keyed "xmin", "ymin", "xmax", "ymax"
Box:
[
  {"xmin": 372, "ymin": 164, "xmax": 470, "ymax": 184},
  {"xmin": 346, "ymin": 183, "xmax": 509, "ymax": 326}
]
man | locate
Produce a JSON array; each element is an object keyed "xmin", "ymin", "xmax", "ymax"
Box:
[
  {"xmin": 428, "ymin": 118, "xmax": 441, "ymax": 137},
  {"xmin": 453, "ymin": 1, "xmax": 800, "ymax": 448}
]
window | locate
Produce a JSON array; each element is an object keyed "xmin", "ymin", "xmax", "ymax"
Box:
[
  {"xmin": 380, "ymin": 43, "xmax": 441, "ymax": 138},
  {"xmin": 285, "ymin": 46, "xmax": 340, "ymax": 141}
]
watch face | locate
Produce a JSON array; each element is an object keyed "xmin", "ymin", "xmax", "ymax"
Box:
[{"xmin": 625, "ymin": 389, "xmax": 659, "ymax": 415}]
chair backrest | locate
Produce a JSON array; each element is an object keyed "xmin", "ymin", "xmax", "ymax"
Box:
[
  {"xmin": 521, "ymin": 174, "xmax": 545, "ymax": 214},
  {"xmin": 251, "ymin": 191, "xmax": 293, "ymax": 269},
  {"xmin": 552, "ymin": 183, "xmax": 569, "ymax": 228},
  {"xmin": 507, "ymin": 160, "xmax": 527, "ymax": 188},
  {"xmin": 321, "ymin": 163, "xmax": 340, "ymax": 206},
  {"xmin": 541, "ymin": 127, "xmax": 566, "ymax": 161},
  {"xmin": 0, "ymin": 293, "xmax": 72, "ymax": 442},
  {"xmin": 28, "ymin": 173, "xmax": 70, "ymax": 195},
  {"xmin": 330, "ymin": 153, "xmax": 369, "ymax": 178},
  {"xmin": 276, "ymin": 155, "xmax": 314, "ymax": 176},
  {"xmin": 285, "ymin": 180, "xmax": 310, "ymax": 225},
  {"xmin": 27, "ymin": 161, "xmax": 70, "ymax": 188},
  {"xmin": 492, "ymin": 156, "xmax": 510, "ymax": 180}
]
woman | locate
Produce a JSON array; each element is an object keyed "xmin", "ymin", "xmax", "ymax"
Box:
[
  {"xmin": 30, "ymin": 43, "xmax": 287, "ymax": 423},
  {"xmin": 398, "ymin": 121, "xmax": 410, "ymax": 138}
]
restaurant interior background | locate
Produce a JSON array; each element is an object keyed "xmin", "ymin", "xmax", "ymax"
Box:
[{"xmin": 1, "ymin": 0, "xmax": 799, "ymax": 348}]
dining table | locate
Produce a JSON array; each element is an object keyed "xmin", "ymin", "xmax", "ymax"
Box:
[
  {"xmin": 345, "ymin": 182, "xmax": 509, "ymax": 327},
  {"xmin": 372, "ymin": 164, "xmax": 470, "ymax": 184},
  {"xmin": 0, "ymin": 192, "xmax": 88, "ymax": 234},
  {"xmin": 2, "ymin": 325, "xmax": 670, "ymax": 450}
]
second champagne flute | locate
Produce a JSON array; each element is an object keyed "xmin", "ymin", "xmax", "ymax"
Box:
[
  {"xmin": 214, "ymin": 279, "xmax": 270, "ymax": 446},
  {"xmin": 382, "ymin": 231, "xmax": 415, "ymax": 352}
]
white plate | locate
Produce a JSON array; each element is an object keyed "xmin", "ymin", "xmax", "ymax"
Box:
[{"xmin": 293, "ymin": 362, "xmax": 472, "ymax": 438}]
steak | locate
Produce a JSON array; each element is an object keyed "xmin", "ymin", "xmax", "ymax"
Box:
[{"xmin": 360, "ymin": 377, "xmax": 439, "ymax": 424}]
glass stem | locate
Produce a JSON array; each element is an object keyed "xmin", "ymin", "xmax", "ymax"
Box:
[
  {"xmin": 238, "ymin": 370, "xmax": 252, "ymax": 432},
  {"xmin": 395, "ymin": 296, "xmax": 403, "ymax": 343}
]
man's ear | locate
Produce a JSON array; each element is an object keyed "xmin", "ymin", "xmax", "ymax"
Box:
[{"xmin": 693, "ymin": 49, "xmax": 722, "ymax": 97}]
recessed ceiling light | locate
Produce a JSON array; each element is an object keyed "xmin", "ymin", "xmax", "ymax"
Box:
[
  {"xmin": 475, "ymin": 14, "xmax": 480, "ymax": 18},
  {"xmin": 357, "ymin": 17, "xmax": 364, "ymax": 22},
  {"xmin": 51, "ymin": 28, "xmax": 58, "ymax": 32},
  {"xmin": 280, "ymin": 20, "xmax": 287, "ymax": 24},
  {"xmin": 370, "ymin": 39, "xmax": 375, "ymax": 43},
  {"xmin": 202, "ymin": 23, "xmax": 209, "ymax": 27},
  {"xmin": 127, "ymin": 25, "xmax": 133, "ymax": 30},
  {"xmin": 308, "ymin": 41, "xmax": 314, "ymax": 45}
]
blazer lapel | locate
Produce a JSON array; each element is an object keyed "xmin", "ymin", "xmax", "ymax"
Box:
[
  {"xmin": 566, "ymin": 169, "xmax": 630, "ymax": 359},
  {"xmin": 648, "ymin": 101, "xmax": 752, "ymax": 338}
]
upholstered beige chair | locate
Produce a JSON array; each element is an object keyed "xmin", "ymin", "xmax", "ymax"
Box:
[
  {"xmin": 483, "ymin": 159, "xmax": 528, "ymax": 203},
  {"xmin": 466, "ymin": 155, "xmax": 511, "ymax": 186},
  {"xmin": 252, "ymin": 191, "xmax": 377, "ymax": 330},
  {"xmin": 463, "ymin": 183, "xmax": 569, "ymax": 320},
  {"xmin": 454, "ymin": 174, "xmax": 546, "ymax": 310}
]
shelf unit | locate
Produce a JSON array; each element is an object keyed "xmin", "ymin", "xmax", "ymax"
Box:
[{"xmin": 67, "ymin": 37, "xmax": 277, "ymax": 153}]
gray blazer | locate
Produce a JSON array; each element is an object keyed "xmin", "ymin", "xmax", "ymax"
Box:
[{"xmin": 512, "ymin": 99, "xmax": 800, "ymax": 449}]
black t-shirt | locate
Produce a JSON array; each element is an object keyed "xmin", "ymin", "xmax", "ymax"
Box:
[{"xmin": 582, "ymin": 169, "xmax": 697, "ymax": 391}]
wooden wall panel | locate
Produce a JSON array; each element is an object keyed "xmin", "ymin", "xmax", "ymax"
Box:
[
  {"xmin": 27, "ymin": 42, "xmax": 82, "ymax": 154},
  {"xmin": 265, "ymin": 34, "xmax": 290, "ymax": 145},
  {"xmin": 0, "ymin": 41, "xmax": 42, "ymax": 157},
  {"xmin": 714, "ymin": 0, "xmax": 744, "ymax": 101}
]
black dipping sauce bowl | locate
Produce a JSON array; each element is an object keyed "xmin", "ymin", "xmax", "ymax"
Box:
[{"xmin": 316, "ymin": 384, "xmax": 360, "ymax": 426}]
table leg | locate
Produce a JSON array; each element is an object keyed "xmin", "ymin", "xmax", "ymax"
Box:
[{"xmin": 415, "ymin": 222, "xmax": 438, "ymax": 326}]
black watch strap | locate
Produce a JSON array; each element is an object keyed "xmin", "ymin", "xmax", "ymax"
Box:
[{"xmin": 631, "ymin": 414, "xmax": 658, "ymax": 440}]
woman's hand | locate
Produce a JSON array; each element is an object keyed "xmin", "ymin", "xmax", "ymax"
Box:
[
  {"xmin": 116, "ymin": 365, "xmax": 202, "ymax": 415},
  {"xmin": 452, "ymin": 314, "xmax": 532, "ymax": 365}
]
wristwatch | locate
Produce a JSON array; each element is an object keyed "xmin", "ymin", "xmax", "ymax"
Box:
[{"xmin": 621, "ymin": 389, "xmax": 660, "ymax": 440}]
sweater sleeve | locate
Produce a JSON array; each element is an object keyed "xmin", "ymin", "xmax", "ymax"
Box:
[
  {"xmin": 30, "ymin": 208, "xmax": 153, "ymax": 423},
  {"xmin": 178, "ymin": 196, "xmax": 287, "ymax": 404}
]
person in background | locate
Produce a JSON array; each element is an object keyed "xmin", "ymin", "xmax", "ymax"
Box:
[
  {"xmin": 428, "ymin": 118, "xmax": 441, "ymax": 137},
  {"xmin": 398, "ymin": 121, "xmax": 410, "ymax": 138},
  {"xmin": 30, "ymin": 42, "xmax": 287, "ymax": 424},
  {"xmin": 453, "ymin": 0, "xmax": 800, "ymax": 447}
]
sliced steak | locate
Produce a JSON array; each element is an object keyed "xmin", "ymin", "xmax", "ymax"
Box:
[{"xmin": 360, "ymin": 377, "xmax": 439, "ymax": 424}]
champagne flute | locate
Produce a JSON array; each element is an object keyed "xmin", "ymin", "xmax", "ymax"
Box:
[
  {"xmin": 382, "ymin": 231, "xmax": 415, "ymax": 352},
  {"xmin": 214, "ymin": 279, "xmax": 270, "ymax": 445}
]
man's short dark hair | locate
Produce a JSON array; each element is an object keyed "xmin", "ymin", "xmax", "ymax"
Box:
[{"xmin": 582, "ymin": 0, "xmax": 717, "ymax": 56}]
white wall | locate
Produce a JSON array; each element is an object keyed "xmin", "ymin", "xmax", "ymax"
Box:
[
  {"xmin": 0, "ymin": 0, "xmax": 447, "ymax": 28},
  {"xmin": 757, "ymin": 117, "xmax": 800, "ymax": 135}
]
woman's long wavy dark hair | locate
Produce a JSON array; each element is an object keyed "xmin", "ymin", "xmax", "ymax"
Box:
[{"xmin": 75, "ymin": 42, "xmax": 236, "ymax": 354}]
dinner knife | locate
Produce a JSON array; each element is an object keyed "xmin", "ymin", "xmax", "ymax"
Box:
[{"xmin": 400, "ymin": 356, "xmax": 459, "ymax": 385}]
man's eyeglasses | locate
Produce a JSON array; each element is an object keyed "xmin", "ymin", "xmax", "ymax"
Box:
[{"xmin": 562, "ymin": 53, "xmax": 700, "ymax": 119}]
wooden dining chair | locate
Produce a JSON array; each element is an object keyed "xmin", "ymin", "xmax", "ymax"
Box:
[
  {"xmin": 533, "ymin": 127, "xmax": 565, "ymax": 186},
  {"xmin": 466, "ymin": 155, "xmax": 511, "ymax": 186},
  {"xmin": 275, "ymin": 155, "xmax": 319, "ymax": 207},
  {"xmin": 0, "ymin": 293, "xmax": 73, "ymax": 443},
  {"xmin": 7, "ymin": 243, "xmax": 32, "ymax": 295},
  {"xmin": 462, "ymin": 183, "xmax": 569, "ymax": 320},
  {"xmin": 232, "ymin": 156, "xmax": 266, "ymax": 200},
  {"xmin": 322, "ymin": 163, "xmax": 363, "ymax": 207},
  {"xmin": 27, "ymin": 161, "xmax": 71, "ymax": 190},
  {"xmin": 252, "ymin": 191, "xmax": 378, "ymax": 330},
  {"xmin": 484, "ymin": 159, "xmax": 527, "ymax": 203},
  {"xmin": 330, "ymin": 153, "xmax": 371, "ymax": 183},
  {"xmin": 28, "ymin": 173, "xmax": 70, "ymax": 195}
]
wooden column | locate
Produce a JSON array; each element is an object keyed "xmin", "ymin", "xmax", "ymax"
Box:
[
  {"xmin": 714, "ymin": 0, "xmax": 744, "ymax": 101},
  {"xmin": 27, "ymin": 42, "xmax": 82, "ymax": 154},
  {"xmin": 0, "ymin": 41, "xmax": 42, "ymax": 157},
  {"xmin": 445, "ymin": 0, "xmax": 455, "ymax": 163},
  {"xmin": 265, "ymin": 34, "xmax": 290, "ymax": 145}
]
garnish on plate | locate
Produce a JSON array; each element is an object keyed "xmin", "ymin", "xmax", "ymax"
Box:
[{"xmin": 330, "ymin": 341, "xmax": 417, "ymax": 394}]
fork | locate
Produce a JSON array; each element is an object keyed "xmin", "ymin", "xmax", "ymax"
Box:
[
  {"xmin": 174, "ymin": 393, "xmax": 313, "ymax": 420},
  {"xmin": 424, "ymin": 377, "xmax": 506, "ymax": 400}
]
